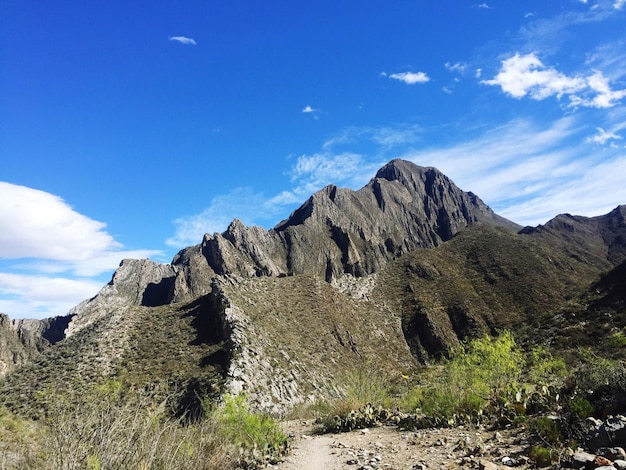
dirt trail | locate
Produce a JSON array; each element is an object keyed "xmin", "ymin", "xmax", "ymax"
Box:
[
  {"xmin": 276, "ymin": 432, "xmax": 338, "ymax": 470},
  {"xmin": 273, "ymin": 420, "xmax": 533, "ymax": 470}
]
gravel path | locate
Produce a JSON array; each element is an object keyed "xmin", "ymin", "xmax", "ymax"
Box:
[{"xmin": 272, "ymin": 420, "xmax": 534, "ymax": 470}]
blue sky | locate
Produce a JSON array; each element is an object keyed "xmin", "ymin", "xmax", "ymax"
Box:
[{"xmin": 2, "ymin": 0, "xmax": 626, "ymax": 319}]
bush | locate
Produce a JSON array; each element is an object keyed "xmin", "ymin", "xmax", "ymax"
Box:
[
  {"xmin": 340, "ymin": 360, "xmax": 393, "ymax": 408},
  {"xmin": 212, "ymin": 394, "xmax": 289, "ymax": 467},
  {"xmin": 566, "ymin": 395, "xmax": 594, "ymax": 419},
  {"xmin": 2, "ymin": 382, "xmax": 287, "ymax": 469},
  {"xmin": 39, "ymin": 381, "xmax": 239, "ymax": 470},
  {"xmin": 565, "ymin": 351, "xmax": 626, "ymax": 417},
  {"xmin": 609, "ymin": 331, "xmax": 626, "ymax": 348},
  {"xmin": 529, "ymin": 416, "xmax": 563, "ymax": 445},
  {"xmin": 528, "ymin": 445, "xmax": 554, "ymax": 467},
  {"xmin": 409, "ymin": 331, "xmax": 526, "ymax": 422}
]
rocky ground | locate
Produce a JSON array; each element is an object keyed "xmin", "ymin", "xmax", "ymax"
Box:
[{"xmin": 272, "ymin": 420, "xmax": 534, "ymax": 470}]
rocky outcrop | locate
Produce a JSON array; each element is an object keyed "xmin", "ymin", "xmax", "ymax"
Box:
[
  {"xmin": 0, "ymin": 313, "xmax": 70, "ymax": 377},
  {"xmin": 65, "ymin": 258, "xmax": 177, "ymax": 338},
  {"xmin": 180, "ymin": 160, "xmax": 519, "ymax": 292}
]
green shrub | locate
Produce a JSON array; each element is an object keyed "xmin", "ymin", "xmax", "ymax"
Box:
[
  {"xmin": 609, "ymin": 331, "xmax": 626, "ymax": 348},
  {"xmin": 526, "ymin": 346, "xmax": 568, "ymax": 387},
  {"xmin": 528, "ymin": 445, "xmax": 554, "ymax": 467},
  {"xmin": 529, "ymin": 416, "xmax": 563, "ymax": 445},
  {"xmin": 409, "ymin": 331, "xmax": 526, "ymax": 422},
  {"xmin": 212, "ymin": 393, "xmax": 289, "ymax": 466},
  {"xmin": 565, "ymin": 351, "xmax": 626, "ymax": 416},
  {"xmin": 567, "ymin": 395, "xmax": 594, "ymax": 419},
  {"xmin": 321, "ymin": 403, "xmax": 391, "ymax": 433},
  {"xmin": 341, "ymin": 360, "xmax": 393, "ymax": 408}
]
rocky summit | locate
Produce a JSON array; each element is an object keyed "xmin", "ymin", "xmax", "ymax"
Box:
[{"xmin": 1, "ymin": 159, "xmax": 625, "ymax": 416}]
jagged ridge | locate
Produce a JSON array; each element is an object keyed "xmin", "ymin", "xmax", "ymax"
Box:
[{"xmin": 169, "ymin": 159, "xmax": 518, "ymax": 303}]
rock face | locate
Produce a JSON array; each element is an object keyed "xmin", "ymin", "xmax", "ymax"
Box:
[
  {"xmin": 65, "ymin": 258, "xmax": 177, "ymax": 338},
  {"xmin": 0, "ymin": 313, "xmax": 70, "ymax": 377},
  {"xmin": 170, "ymin": 160, "xmax": 518, "ymax": 302}
]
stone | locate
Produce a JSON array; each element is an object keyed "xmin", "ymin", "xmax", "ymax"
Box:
[
  {"xmin": 478, "ymin": 459, "xmax": 498, "ymax": 470},
  {"xmin": 570, "ymin": 451, "xmax": 596, "ymax": 469},
  {"xmin": 595, "ymin": 455, "xmax": 613, "ymax": 467},
  {"xmin": 598, "ymin": 448, "xmax": 626, "ymax": 461},
  {"xmin": 501, "ymin": 456, "xmax": 516, "ymax": 466},
  {"xmin": 586, "ymin": 416, "xmax": 626, "ymax": 451}
]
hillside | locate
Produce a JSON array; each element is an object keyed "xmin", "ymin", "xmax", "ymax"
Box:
[{"xmin": 1, "ymin": 159, "xmax": 625, "ymax": 418}]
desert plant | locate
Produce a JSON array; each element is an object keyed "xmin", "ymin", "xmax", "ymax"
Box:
[
  {"xmin": 407, "ymin": 331, "xmax": 526, "ymax": 423},
  {"xmin": 528, "ymin": 445, "xmax": 554, "ymax": 467},
  {"xmin": 565, "ymin": 351, "xmax": 626, "ymax": 417},
  {"xmin": 321, "ymin": 403, "xmax": 392, "ymax": 433},
  {"xmin": 211, "ymin": 393, "xmax": 289, "ymax": 467},
  {"xmin": 341, "ymin": 360, "xmax": 394, "ymax": 408},
  {"xmin": 39, "ymin": 380, "xmax": 239, "ymax": 470}
]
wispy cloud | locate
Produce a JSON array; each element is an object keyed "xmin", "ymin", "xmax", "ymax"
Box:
[
  {"xmin": 475, "ymin": 3, "xmax": 492, "ymax": 9},
  {"xmin": 482, "ymin": 52, "xmax": 626, "ymax": 108},
  {"xmin": 169, "ymin": 36, "xmax": 197, "ymax": 46},
  {"xmin": 398, "ymin": 117, "xmax": 626, "ymax": 225},
  {"xmin": 445, "ymin": 62, "xmax": 467, "ymax": 74},
  {"xmin": 387, "ymin": 71, "xmax": 430, "ymax": 85},
  {"xmin": 166, "ymin": 187, "xmax": 277, "ymax": 247},
  {"xmin": 165, "ymin": 115, "xmax": 626, "ymax": 249},
  {"xmin": 586, "ymin": 126, "xmax": 624, "ymax": 145}
]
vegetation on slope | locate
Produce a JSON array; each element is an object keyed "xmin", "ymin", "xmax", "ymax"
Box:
[
  {"xmin": 0, "ymin": 298, "xmax": 228, "ymax": 420},
  {"xmin": 376, "ymin": 224, "xmax": 610, "ymax": 361},
  {"xmin": 0, "ymin": 384, "xmax": 287, "ymax": 469}
]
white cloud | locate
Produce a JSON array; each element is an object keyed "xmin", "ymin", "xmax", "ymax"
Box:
[
  {"xmin": 397, "ymin": 117, "xmax": 626, "ymax": 225},
  {"xmin": 0, "ymin": 183, "xmax": 160, "ymax": 273},
  {"xmin": 320, "ymin": 124, "xmax": 423, "ymax": 151},
  {"xmin": 389, "ymin": 71, "xmax": 430, "ymax": 85},
  {"xmin": 482, "ymin": 53, "xmax": 585, "ymax": 99},
  {"xmin": 570, "ymin": 71, "xmax": 626, "ymax": 108},
  {"xmin": 0, "ymin": 182, "xmax": 119, "ymax": 261},
  {"xmin": 302, "ymin": 105, "xmax": 321, "ymax": 119},
  {"xmin": 445, "ymin": 62, "xmax": 467, "ymax": 74},
  {"xmin": 475, "ymin": 3, "xmax": 491, "ymax": 9},
  {"xmin": 0, "ymin": 183, "xmax": 162, "ymax": 319},
  {"xmin": 169, "ymin": 36, "xmax": 197, "ymax": 45},
  {"xmin": 482, "ymin": 52, "xmax": 626, "ymax": 108},
  {"xmin": 0, "ymin": 273, "xmax": 102, "ymax": 318},
  {"xmin": 166, "ymin": 187, "xmax": 280, "ymax": 247},
  {"xmin": 165, "ymin": 116, "xmax": 626, "ymax": 249},
  {"xmin": 615, "ymin": 0, "xmax": 626, "ymax": 9},
  {"xmin": 586, "ymin": 127, "xmax": 623, "ymax": 145}
]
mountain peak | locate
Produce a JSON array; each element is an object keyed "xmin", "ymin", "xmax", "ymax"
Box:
[
  {"xmin": 375, "ymin": 159, "xmax": 433, "ymax": 181},
  {"xmin": 185, "ymin": 159, "xmax": 518, "ymax": 288}
]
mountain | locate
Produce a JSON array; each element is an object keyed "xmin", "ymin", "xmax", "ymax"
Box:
[
  {"xmin": 0, "ymin": 314, "xmax": 69, "ymax": 377},
  {"xmin": 1, "ymin": 159, "xmax": 625, "ymax": 417}
]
